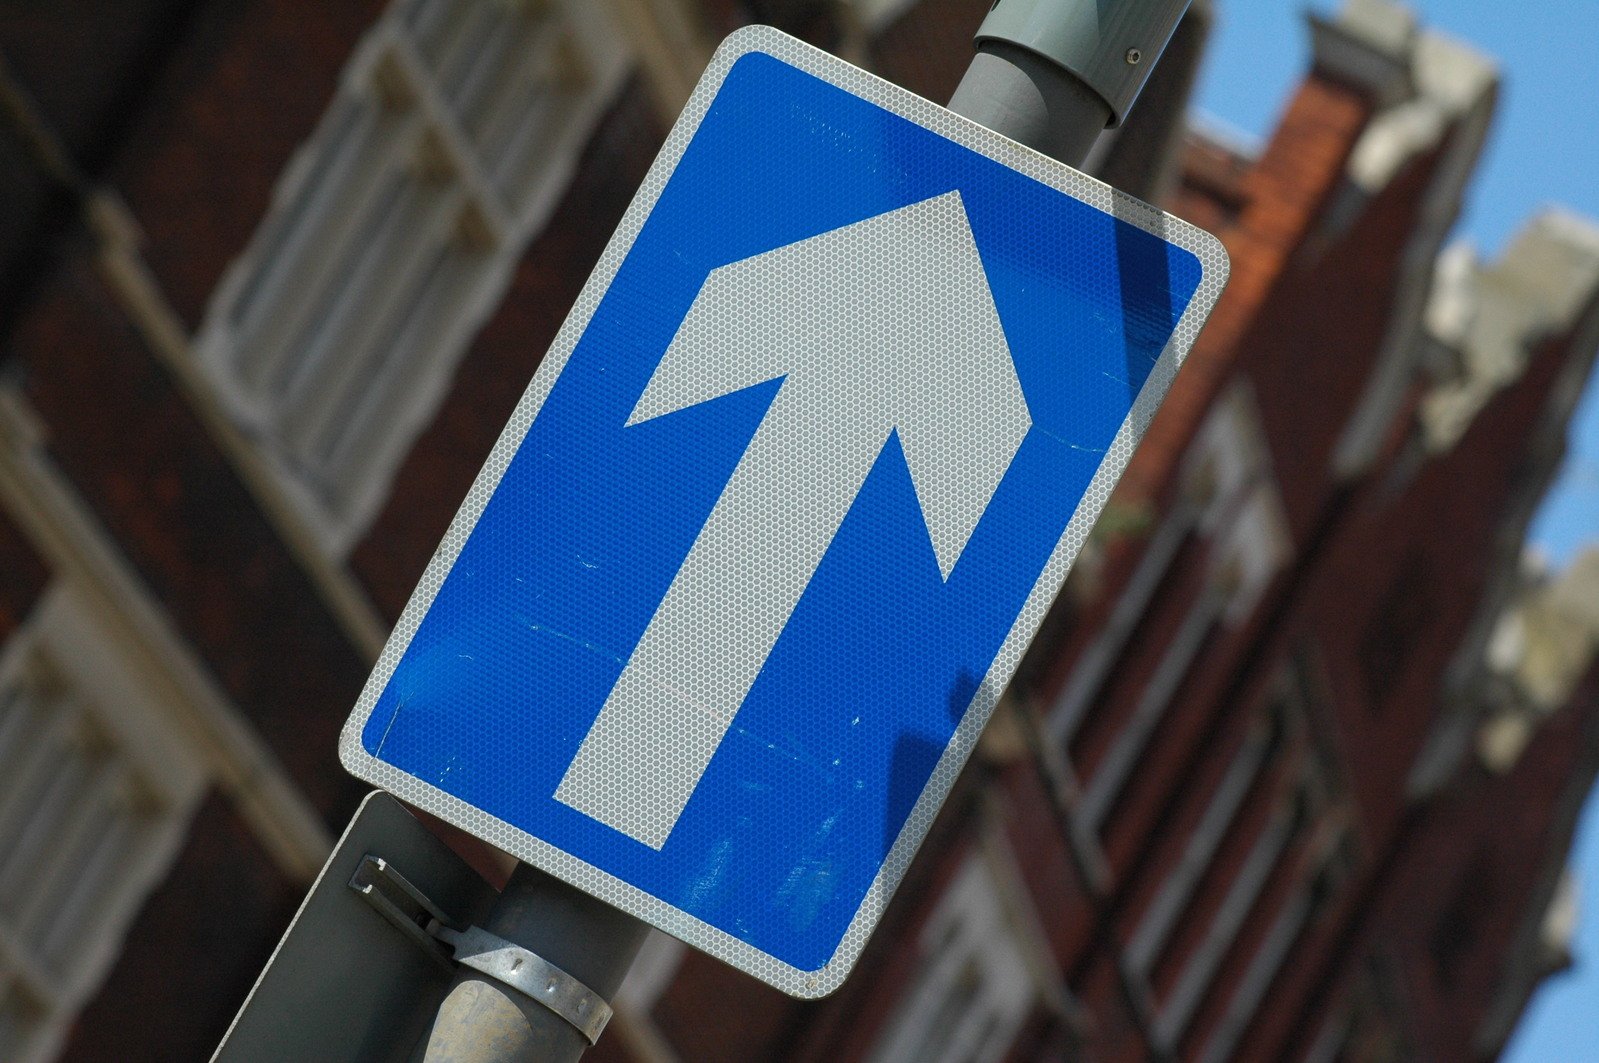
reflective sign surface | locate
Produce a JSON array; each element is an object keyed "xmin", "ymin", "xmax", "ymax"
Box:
[{"xmin": 341, "ymin": 26, "xmax": 1227, "ymax": 997}]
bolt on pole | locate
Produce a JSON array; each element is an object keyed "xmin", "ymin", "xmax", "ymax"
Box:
[{"xmin": 947, "ymin": 0, "xmax": 1193, "ymax": 167}]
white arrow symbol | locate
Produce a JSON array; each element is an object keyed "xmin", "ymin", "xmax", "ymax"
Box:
[{"xmin": 554, "ymin": 191, "xmax": 1031, "ymax": 848}]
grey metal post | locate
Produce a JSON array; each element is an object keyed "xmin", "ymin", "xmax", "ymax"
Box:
[
  {"xmin": 947, "ymin": 0, "xmax": 1192, "ymax": 167},
  {"xmin": 419, "ymin": 865, "xmax": 649, "ymax": 1063},
  {"xmin": 947, "ymin": 1, "xmax": 1192, "ymax": 1055}
]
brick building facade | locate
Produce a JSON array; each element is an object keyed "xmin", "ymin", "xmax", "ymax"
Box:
[{"xmin": 0, "ymin": 0, "xmax": 1596, "ymax": 1060}]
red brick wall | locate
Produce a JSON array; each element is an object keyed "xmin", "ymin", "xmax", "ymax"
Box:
[
  {"xmin": 9, "ymin": 248, "xmax": 369, "ymax": 821},
  {"xmin": 1212, "ymin": 287, "xmax": 1599, "ymax": 1063},
  {"xmin": 1, "ymin": 0, "xmax": 387, "ymax": 821},
  {"xmin": 1391, "ymin": 668, "xmax": 1599, "ymax": 1058},
  {"xmin": 869, "ymin": 0, "xmax": 988, "ymax": 106},
  {"xmin": 106, "ymin": 0, "xmax": 386, "ymax": 329},
  {"xmin": 0, "ymin": 0, "xmax": 196, "ymax": 328},
  {"xmin": 1122, "ymin": 75, "xmax": 1375, "ymax": 514},
  {"xmin": 972, "ymin": 47, "xmax": 1599, "ymax": 1063}
]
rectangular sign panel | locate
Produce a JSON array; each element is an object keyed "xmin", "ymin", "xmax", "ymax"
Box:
[{"xmin": 341, "ymin": 25, "xmax": 1227, "ymax": 997}]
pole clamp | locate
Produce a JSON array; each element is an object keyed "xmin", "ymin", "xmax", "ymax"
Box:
[
  {"xmin": 349, "ymin": 854, "xmax": 613, "ymax": 1044},
  {"xmin": 434, "ymin": 925, "xmax": 612, "ymax": 1044}
]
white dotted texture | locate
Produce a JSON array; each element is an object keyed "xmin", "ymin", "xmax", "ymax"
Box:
[
  {"xmin": 553, "ymin": 189, "xmax": 1029, "ymax": 849},
  {"xmin": 340, "ymin": 25, "xmax": 1230, "ymax": 999}
]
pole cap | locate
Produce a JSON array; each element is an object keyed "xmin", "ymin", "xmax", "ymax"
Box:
[{"xmin": 975, "ymin": 0, "xmax": 1191, "ymax": 126}]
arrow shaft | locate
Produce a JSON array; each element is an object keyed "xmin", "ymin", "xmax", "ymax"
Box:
[
  {"xmin": 555, "ymin": 384, "xmax": 885, "ymax": 848},
  {"xmin": 555, "ymin": 191, "xmax": 1028, "ymax": 849}
]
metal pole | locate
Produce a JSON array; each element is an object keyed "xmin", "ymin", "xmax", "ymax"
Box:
[
  {"xmin": 420, "ymin": 865, "xmax": 649, "ymax": 1063},
  {"xmin": 947, "ymin": 0, "xmax": 1192, "ymax": 168},
  {"xmin": 947, "ymin": 1, "xmax": 1191, "ymax": 1057}
]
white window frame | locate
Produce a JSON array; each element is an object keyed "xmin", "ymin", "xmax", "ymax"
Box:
[
  {"xmin": 1077, "ymin": 583, "xmax": 1226, "ymax": 834},
  {"xmin": 0, "ymin": 585, "xmax": 207, "ymax": 1063},
  {"xmin": 195, "ymin": 0, "xmax": 631, "ymax": 556},
  {"xmin": 852, "ymin": 0, "xmax": 922, "ymax": 32},
  {"xmin": 1153, "ymin": 787, "xmax": 1304, "ymax": 1048},
  {"xmin": 1126, "ymin": 714, "xmax": 1277, "ymax": 972},
  {"xmin": 1142, "ymin": 657, "xmax": 1338, "ymax": 1053},
  {"xmin": 1195, "ymin": 828, "xmax": 1348, "ymax": 1063},
  {"xmin": 869, "ymin": 855, "xmax": 1037, "ymax": 1063},
  {"xmin": 1045, "ymin": 493, "xmax": 1199, "ymax": 745},
  {"xmin": 1046, "ymin": 382, "xmax": 1287, "ymax": 748}
]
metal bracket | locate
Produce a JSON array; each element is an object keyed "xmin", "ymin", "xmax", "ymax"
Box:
[
  {"xmin": 434, "ymin": 925, "xmax": 612, "ymax": 1045},
  {"xmin": 349, "ymin": 854, "xmax": 613, "ymax": 1044},
  {"xmin": 349, "ymin": 855, "xmax": 457, "ymax": 970}
]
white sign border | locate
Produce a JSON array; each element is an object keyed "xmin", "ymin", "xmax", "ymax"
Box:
[{"xmin": 340, "ymin": 24, "xmax": 1229, "ymax": 999}]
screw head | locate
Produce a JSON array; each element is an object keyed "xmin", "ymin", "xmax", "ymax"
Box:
[{"xmin": 1125, "ymin": 47, "xmax": 1142, "ymax": 65}]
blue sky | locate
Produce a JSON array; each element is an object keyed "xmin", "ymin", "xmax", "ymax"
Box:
[{"xmin": 1189, "ymin": 1, "xmax": 1599, "ymax": 1057}]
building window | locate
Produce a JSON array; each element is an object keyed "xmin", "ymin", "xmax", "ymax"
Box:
[
  {"xmin": 1126, "ymin": 710, "xmax": 1282, "ymax": 973},
  {"xmin": 848, "ymin": 0, "xmax": 923, "ymax": 32},
  {"xmin": 1305, "ymin": 961, "xmax": 1413, "ymax": 1063},
  {"xmin": 1195, "ymin": 840, "xmax": 1350, "ymax": 1063},
  {"xmin": 1045, "ymin": 492, "xmax": 1201, "ymax": 746},
  {"xmin": 1141, "ymin": 654, "xmax": 1345, "ymax": 1053},
  {"xmin": 1154, "ymin": 783, "xmax": 1312, "ymax": 1048},
  {"xmin": 870, "ymin": 856, "xmax": 1036, "ymax": 1063},
  {"xmin": 196, "ymin": 0, "xmax": 629, "ymax": 553},
  {"xmin": 1359, "ymin": 550, "xmax": 1435, "ymax": 712},
  {"xmin": 1430, "ymin": 854, "xmax": 1496, "ymax": 990},
  {"xmin": 1076, "ymin": 582, "xmax": 1225, "ymax": 834},
  {"xmin": 0, "ymin": 589, "xmax": 204, "ymax": 1063},
  {"xmin": 1047, "ymin": 382, "xmax": 1287, "ymax": 767}
]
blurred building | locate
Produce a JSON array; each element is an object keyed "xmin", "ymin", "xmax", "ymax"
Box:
[{"xmin": 0, "ymin": 0, "xmax": 1596, "ymax": 1060}]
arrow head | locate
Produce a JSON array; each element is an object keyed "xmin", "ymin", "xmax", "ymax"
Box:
[{"xmin": 630, "ymin": 191, "xmax": 1030, "ymax": 579}]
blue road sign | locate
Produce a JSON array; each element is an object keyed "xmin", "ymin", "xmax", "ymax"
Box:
[{"xmin": 341, "ymin": 26, "xmax": 1226, "ymax": 997}]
